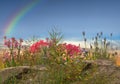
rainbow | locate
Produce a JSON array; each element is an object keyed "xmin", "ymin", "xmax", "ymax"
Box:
[{"xmin": 4, "ymin": 0, "xmax": 39, "ymax": 37}]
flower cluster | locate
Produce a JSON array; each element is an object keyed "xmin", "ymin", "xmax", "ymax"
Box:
[
  {"xmin": 30, "ymin": 40, "xmax": 49, "ymax": 53},
  {"xmin": 30, "ymin": 38, "xmax": 81, "ymax": 57},
  {"xmin": 2, "ymin": 51, "xmax": 17, "ymax": 63},
  {"xmin": 65, "ymin": 44, "xmax": 81, "ymax": 56},
  {"xmin": 3, "ymin": 36, "xmax": 23, "ymax": 66},
  {"xmin": 4, "ymin": 36, "xmax": 23, "ymax": 49}
]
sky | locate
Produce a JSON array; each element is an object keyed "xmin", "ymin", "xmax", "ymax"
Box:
[{"xmin": 0, "ymin": 0, "xmax": 120, "ymax": 41}]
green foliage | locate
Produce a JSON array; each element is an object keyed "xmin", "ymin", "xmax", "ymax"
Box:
[{"xmin": 48, "ymin": 28, "xmax": 63, "ymax": 45}]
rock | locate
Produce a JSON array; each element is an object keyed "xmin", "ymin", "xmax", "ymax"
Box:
[
  {"xmin": 94, "ymin": 59, "xmax": 114, "ymax": 66},
  {"xmin": 1, "ymin": 59, "xmax": 120, "ymax": 84},
  {"xmin": 0, "ymin": 65, "xmax": 47, "ymax": 83}
]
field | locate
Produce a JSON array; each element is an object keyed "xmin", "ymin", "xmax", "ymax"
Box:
[{"xmin": 0, "ymin": 30, "xmax": 120, "ymax": 84}]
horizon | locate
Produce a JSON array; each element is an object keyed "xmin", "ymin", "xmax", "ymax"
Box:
[{"xmin": 0, "ymin": 36, "xmax": 120, "ymax": 49}]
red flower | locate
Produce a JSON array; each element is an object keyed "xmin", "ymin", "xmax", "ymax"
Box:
[
  {"xmin": 65, "ymin": 44, "xmax": 81, "ymax": 56},
  {"xmin": 30, "ymin": 40, "xmax": 49, "ymax": 53}
]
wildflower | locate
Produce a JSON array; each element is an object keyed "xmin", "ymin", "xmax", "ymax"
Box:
[
  {"xmin": 82, "ymin": 31, "xmax": 85, "ymax": 36},
  {"xmin": 6, "ymin": 40, "xmax": 11, "ymax": 48},
  {"xmin": 95, "ymin": 36, "xmax": 98, "ymax": 41},
  {"xmin": 4, "ymin": 36, "xmax": 7, "ymax": 40},
  {"xmin": 14, "ymin": 41, "xmax": 19, "ymax": 48},
  {"xmin": 84, "ymin": 38, "xmax": 87, "ymax": 42},
  {"xmin": 97, "ymin": 33, "xmax": 99, "ymax": 37},
  {"xmin": 30, "ymin": 40, "xmax": 49, "ymax": 53},
  {"xmin": 19, "ymin": 38, "xmax": 23, "ymax": 46},
  {"xmin": 20, "ymin": 38, "xmax": 23, "ymax": 43},
  {"xmin": 11, "ymin": 37, "xmax": 15, "ymax": 43},
  {"xmin": 65, "ymin": 44, "xmax": 81, "ymax": 56},
  {"xmin": 46, "ymin": 38, "xmax": 49, "ymax": 42},
  {"xmin": 110, "ymin": 33, "xmax": 112, "ymax": 37},
  {"xmin": 100, "ymin": 32, "xmax": 103, "ymax": 36},
  {"xmin": 3, "ymin": 37, "xmax": 24, "ymax": 49},
  {"xmin": 2, "ymin": 51, "xmax": 11, "ymax": 62},
  {"xmin": 4, "ymin": 36, "xmax": 7, "ymax": 45}
]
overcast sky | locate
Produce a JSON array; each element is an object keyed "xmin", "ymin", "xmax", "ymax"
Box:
[{"xmin": 0, "ymin": 0, "xmax": 120, "ymax": 41}]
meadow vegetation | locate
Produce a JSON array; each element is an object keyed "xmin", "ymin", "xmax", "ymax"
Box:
[{"xmin": 0, "ymin": 29, "xmax": 119, "ymax": 84}]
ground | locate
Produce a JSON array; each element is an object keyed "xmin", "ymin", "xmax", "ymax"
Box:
[{"xmin": 0, "ymin": 59, "xmax": 120, "ymax": 84}]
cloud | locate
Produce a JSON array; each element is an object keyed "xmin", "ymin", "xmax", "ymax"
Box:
[{"xmin": 63, "ymin": 40, "xmax": 90, "ymax": 48}]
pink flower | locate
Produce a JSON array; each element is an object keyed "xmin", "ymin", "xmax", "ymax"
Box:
[
  {"xmin": 2, "ymin": 51, "xmax": 11, "ymax": 62},
  {"xmin": 4, "ymin": 36, "xmax": 7, "ymax": 39},
  {"xmin": 29, "ymin": 40, "xmax": 49, "ymax": 53},
  {"xmin": 65, "ymin": 44, "xmax": 81, "ymax": 56},
  {"xmin": 14, "ymin": 41, "xmax": 19, "ymax": 48},
  {"xmin": 46, "ymin": 38, "xmax": 49, "ymax": 43},
  {"xmin": 3, "ymin": 37, "xmax": 24, "ymax": 49},
  {"xmin": 19, "ymin": 38, "xmax": 23, "ymax": 43},
  {"xmin": 11, "ymin": 37, "xmax": 15, "ymax": 43},
  {"xmin": 6, "ymin": 40, "xmax": 11, "ymax": 48}
]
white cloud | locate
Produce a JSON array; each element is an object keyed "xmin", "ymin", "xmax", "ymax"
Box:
[{"xmin": 63, "ymin": 40, "xmax": 90, "ymax": 48}]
